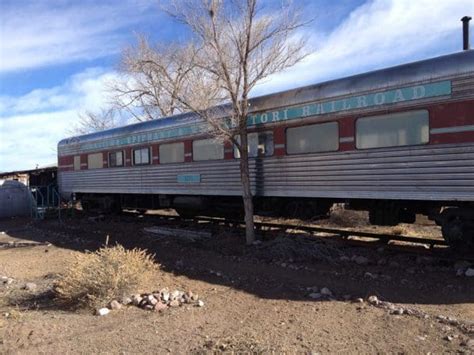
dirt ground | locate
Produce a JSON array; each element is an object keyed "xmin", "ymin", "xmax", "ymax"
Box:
[{"xmin": 0, "ymin": 209, "xmax": 473, "ymax": 354}]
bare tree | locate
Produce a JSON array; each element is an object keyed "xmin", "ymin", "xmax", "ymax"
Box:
[
  {"xmin": 70, "ymin": 108, "xmax": 120, "ymax": 135},
  {"xmin": 158, "ymin": 0, "xmax": 309, "ymax": 244},
  {"xmin": 113, "ymin": 35, "xmax": 216, "ymax": 121}
]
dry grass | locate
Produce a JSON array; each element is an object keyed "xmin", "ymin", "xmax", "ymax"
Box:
[{"xmin": 54, "ymin": 245, "xmax": 158, "ymax": 308}]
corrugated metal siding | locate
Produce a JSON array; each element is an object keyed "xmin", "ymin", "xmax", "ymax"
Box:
[{"xmin": 59, "ymin": 143, "xmax": 474, "ymax": 202}]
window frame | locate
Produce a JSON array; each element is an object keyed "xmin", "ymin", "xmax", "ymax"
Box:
[
  {"xmin": 233, "ymin": 130, "xmax": 274, "ymax": 159},
  {"xmin": 285, "ymin": 121, "xmax": 340, "ymax": 155},
  {"xmin": 192, "ymin": 138, "xmax": 225, "ymax": 162},
  {"xmin": 87, "ymin": 152, "xmax": 103, "ymax": 170},
  {"xmin": 355, "ymin": 109, "xmax": 430, "ymax": 150},
  {"xmin": 159, "ymin": 142, "xmax": 185, "ymax": 164},
  {"xmin": 108, "ymin": 150, "xmax": 124, "ymax": 168},
  {"xmin": 73, "ymin": 155, "xmax": 81, "ymax": 171},
  {"xmin": 132, "ymin": 147, "xmax": 151, "ymax": 166}
]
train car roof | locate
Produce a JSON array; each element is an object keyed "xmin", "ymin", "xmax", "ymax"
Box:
[{"xmin": 59, "ymin": 50, "xmax": 474, "ymax": 147}]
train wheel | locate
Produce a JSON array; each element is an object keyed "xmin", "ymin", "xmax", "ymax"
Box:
[{"xmin": 440, "ymin": 208, "xmax": 474, "ymax": 251}]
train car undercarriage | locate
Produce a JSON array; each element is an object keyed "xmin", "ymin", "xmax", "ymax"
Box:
[{"xmin": 77, "ymin": 193, "xmax": 474, "ymax": 250}]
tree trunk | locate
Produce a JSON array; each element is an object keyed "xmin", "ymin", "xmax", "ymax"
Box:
[{"xmin": 239, "ymin": 129, "xmax": 255, "ymax": 244}]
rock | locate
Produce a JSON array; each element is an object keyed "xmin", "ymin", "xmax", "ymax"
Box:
[
  {"xmin": 456, "ymin": 268, "xmax": 465, "ymax": 276},
  {"xmin": 24, "ymin": 283, "xmax": 37, "ymax": 291},
  {"xmin": 444, "ymin": 335, "xmax": 454, "ymax": 342},
  {"xmin": 197, "ymin": 300, "xmax": 204, "ymax": 307},
  {"xmin": 96, "ymin": 308, "xmax": 110, "ymax": 316},
  {"xmin": 144, "ymin": 305, "xmax": 154, "ymax": 311},
  {"xmin": 364, "ymin": 272, "xmax": 377, "ymax": 279},
  {"xmin": 154, "ymin": 302, "xmax": 168, "ymax": 312},
  {"xmin": 465, "ymin": 268, "xmax": 474, "ymax": 277},
  {"xmin": 339, "ymin": 256, "xmax": 350, "ymax": 262},
  {"xmin": 109, "ymin": 300, "xmax": 122, "ymax": 310},
  {"xmin": 306, "ymin": 286, "xmax": 319, "ymax": 293},
  {"xmin": 161, "ymin": 292, "xmax": 170, "ymax": 302},
  {"xmin": 342, "ymin": 294, "xmax": 352, "ymax": 301},
  {"xmin": 353, "ymin": 256, "xmax": 369, "ymax": 265},
  {"xmin": 367, "ymin": 295, "xmax": 379, "ymax": 305},
  {"xmin": 416, "ymin": 256, "xmax": 434, "ymax": 265},
  {"xmin": 121, "ymin": 297, "xmax": 132, "ymax": 305},
  {"xmin": 377, "ymin": 258, "xmax": 387, "ymax": 266},
  {"xmin": 308, "ymin": 293, "xmax": 322, "ymax": 300},
  {"xmin": 389, "ymin": 261, "xmax": 400, "ymax": 268},
  {"xmin": 191, "ymin": 293, "xmax": 199, "ymax": 301},
  {"xmin": 252, "ymin": 240, "xmax": 262, "ymax": 245},
  {"xmin": 170, "ymin": 290, "xmax": 182, "ymax": 300},
  {"xmin": 454, "ymin": 260, "xmax": 471, "ymax": 270},
  {"xmin": 147, "ymin": 295, "xmax": 158, "ymax": 305},
  {"xmin": 354, "ymin": 298, "xmax": 364, "ymax": 303},
  {"xmin": 131, "ymin": 294, "xmax": 143, "ymax": 306},
  {"xmin": 320, "ymin": 287, "xmax": 332, "ymax": 296},
  {"xmin": 393, "ymin": 308, "xmax": 404, "ymax": 315},
  {"xmin": 169, "ymin": 300, "xmax": 180, "ymax": 308}
]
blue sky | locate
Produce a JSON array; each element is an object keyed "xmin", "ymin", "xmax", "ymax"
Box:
[{"xmin": 0, "ymin": 0, "xmax": 472, "ymax": 172}]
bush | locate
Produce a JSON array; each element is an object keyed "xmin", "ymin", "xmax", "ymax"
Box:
[{"xmin": 54, "ymin": 245, "xmax": 158, "ymax": 308}]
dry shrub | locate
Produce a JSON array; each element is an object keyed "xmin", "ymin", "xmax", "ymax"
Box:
[{"xmin": 54, "ymin": 245, "xmax": 158, "ymax": 308}]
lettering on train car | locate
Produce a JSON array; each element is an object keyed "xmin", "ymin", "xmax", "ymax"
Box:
[
  {"xmin": 74, "ymin": 80, "xmax": 451, "ymax": 153},
  {"xmin": 248, "ymin": 80, "xmax": 451, "ymax": 126}
]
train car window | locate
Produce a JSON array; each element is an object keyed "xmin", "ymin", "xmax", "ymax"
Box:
[
  {"xmin": 133, "ymin": 147, "xmax": 150, "ymax": 165},
  {"xmin": 234, "ymin": 132, "xmax": 274, "ymax": 158},
  {"xmin": 87, "ymin": 153, "xmax": 103, "ymax": 169},
  {"xmin": 159, "ymin": 142, "xmax": 185, "ymax": 164},
  {"xmin": 109, "ymin": 151, "xmax": 124, "ymax": 167},
  {"xmin": 193, "ymin": 138, "xmax": 224, "ymax": 161},
  {"xmin": 356, "ymin": 110, "xmax": 429, "ymax": 149},
  {"xmin": 286, "ymin": 122, "xmax": 339, "ymax": 154},
  {"xmin": 73, "ymin": 156, "xmax": 81, "ymax": 171}
]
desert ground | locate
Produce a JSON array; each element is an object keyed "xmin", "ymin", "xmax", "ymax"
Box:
[{"xmin": 0, "ymin": 209, "xmax": 473, "ymax": 354}]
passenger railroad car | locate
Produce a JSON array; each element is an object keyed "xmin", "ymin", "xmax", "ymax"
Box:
[{"xmin": 58, "ymin": 50, "xmax": 474, "ymax": 248}]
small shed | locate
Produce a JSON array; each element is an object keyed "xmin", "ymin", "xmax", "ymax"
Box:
[{"xmin": 0, "ymin": 180, "xmax": 31, "ymax": 218}]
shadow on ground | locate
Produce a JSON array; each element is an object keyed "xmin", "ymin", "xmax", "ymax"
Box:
[{"xmin": 1, "ymin": 213, "xmax": 473, "ymax": 308}]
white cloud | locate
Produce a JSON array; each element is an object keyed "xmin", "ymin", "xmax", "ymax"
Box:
[
  {"xmin": 0, "ymin": 67, "xmax": 118, "ymax": 171},
  {"xmin": 0, "ymin": 0, "xmax": 157, "ymax": 72},
  {"xmin": 253, "ymin": 0, "xmax": 474, "ymax": 95}
]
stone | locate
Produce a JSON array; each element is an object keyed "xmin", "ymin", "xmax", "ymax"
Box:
[
  {"xmin": 389, "ymin": 261, "xmax": 400, "ymax": 268},
  {"xmin": 161, "ymin": 292, "xmax": 170, "ymax": 302},
  {"xmin": 144, "ymin": 305, "xmax": 154, "ymax": 311},
  {"xmin": 191, "ymin": 293, "xmax": 199, "ymax": 301},
  {"xmin": 465, "ymin": 268, "xmax": 474, "ymax": 277},
  {"xmin": 169, "ymin": 300, "xmax": 180, "ymax": 307},
  {"xmin": 367, "ymin": 295, "xmax": 379, "ymax": 305},
  {"xmin": 147, "ymin": 295, "xmax": 158, "ymax": 305},
  {"xmin": 109, "ymin": 300, "xmax": 122, "ymax": 310},
  {"xmin": 96, "ymin": 308, "xmax": 110, "ymax": 316},
  {"xmin": 197, "ymin": 300, "xmax": 204, "ymax": 307},
  {"xmin": 454, "ymin": 260, "xmax": 471, "ymax": 270},
  {"xmin": 353, "ymin": 256, "xmax": 369, "ymax": 265},
  {"xmin": 377, "ymin": 258, "xmax": 387, "ymax": 266},
  {"xmin": 456, "ymin": 269, "xmax": 465, "ymax": 276},
  {"xmin": 121, "ymin": 297, "xmax": 132, "ymax": 305},
  {"xmin": 308, "ymin": 293, "xmax": 322, "ymax": 300},
  {"xmin": 154, "ymin": 302, "xmax": 168, "ymax": 312},
  {"xmin": 364, "ymin": 272, "xmax": 377, "ymax": 279},
  {"xmin": 339, "ymin": 256, "xmax": 350, "ymax": 262},
  {"xmin": 320, "ymin": 287, "xmax": 332, "ymax": 296},
  {"xmin": 24, "ymin": 283, "xmax": 37, "ymax": 291},
  {"xmin": 393, "ymin": 308, "xmax": 404, "ymax": 315},
  {"xmin": 306, "ymin": 286, "xmax": 319, "ymax": 293},
  {"xmin": 171, "ymin": 290, "xmax": 182, "ymax": 300},
  {"xmin": 354, "ymin": 298, "xmax": 364, "ymax": 303},
  {"xmin": 131, "ymin": 294, "xmax": 143, "ymax": 306}
]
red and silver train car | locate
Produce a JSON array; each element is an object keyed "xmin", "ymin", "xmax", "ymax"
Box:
[{"xmin": 58, "ymin": 50, "xmax": 474, "ymax": 248}]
